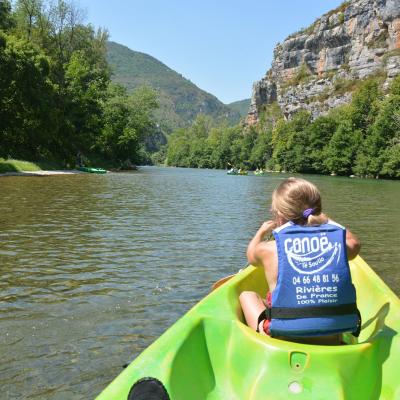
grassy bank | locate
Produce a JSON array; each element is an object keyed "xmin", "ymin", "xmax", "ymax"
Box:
[
  {"xmin": 0, "ymin": 156, "xmax": 134, "ymax": 173},
  {"xmin": 0, "ymin": 158, "xmax": 43, "ymax": 173},
  {"xmin": 0, "ymin": 157, "xmax": 116, "ymax": 173}
]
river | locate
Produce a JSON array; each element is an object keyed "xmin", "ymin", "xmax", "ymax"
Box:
[{"xmin": 0, "ymin": 167, "xmax": 399, "ymax": 399}]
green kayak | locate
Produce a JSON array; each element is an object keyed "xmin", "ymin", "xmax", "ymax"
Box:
[
  {"xmin": 78, "ymin": 166, "xmax": 107, "ymax": 174},
  {"xmin": 96, "ymin": 256, "xmax": 400, "ymax": 399}
]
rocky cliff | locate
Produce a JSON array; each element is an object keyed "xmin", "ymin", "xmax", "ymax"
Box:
[{"xmin": 247, "ymin": 0, "xmax": 400, "ymax": 124}]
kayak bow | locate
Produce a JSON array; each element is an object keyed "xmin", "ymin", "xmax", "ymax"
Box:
[{"xmin": 96, "ymin": 256, "xmax": 400, "ymax": 400}]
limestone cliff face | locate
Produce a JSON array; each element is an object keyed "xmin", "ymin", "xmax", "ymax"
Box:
[{"xmin": 247, "ymin": 0, "xmax": 400, "ymax": 124}]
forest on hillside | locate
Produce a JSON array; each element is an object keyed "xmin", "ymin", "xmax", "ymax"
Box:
[
  {"xmin": 106, "ymin": 41, "xmax": 241, "ymax": 134},
  {"xmin": 0, "ymin": 0, "xmax": 159, "ymax": 167},
  {"xmin": 166, "ymin": 76, "xmax": 400, "ymax": 179}
]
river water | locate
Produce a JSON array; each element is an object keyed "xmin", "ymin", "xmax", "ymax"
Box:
[{"xmin": 0, "ymin": 167, "xmax": 399, "ymax": 399}]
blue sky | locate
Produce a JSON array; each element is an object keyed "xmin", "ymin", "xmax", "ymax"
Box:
[{"xmin": 79, "ymin": 0, "xmax": 343, "ymax": 104}]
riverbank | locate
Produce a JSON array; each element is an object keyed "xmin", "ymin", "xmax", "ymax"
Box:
[
  {"xmin": 0, "ymin": 157, "xmax": 69, "ymax": 172},
  {"xmin": 0, "ymin": 158, "xmax": 43, "ymax": 173},
  {"xmin": 0, "ymin": 170, "xmax": 83, "ymax": 177},
  {"xmin": 0, "ymin": 158, "xmax": 84, "ymax": 177}
]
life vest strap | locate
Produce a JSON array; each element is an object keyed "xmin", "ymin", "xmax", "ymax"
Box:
[
  {"xmin": 265, "ymin": 303, "xmax": 359, "ymax": 320},
  {"xmin": 256, "ymin": 303, "xmax": 361, "ymax": 336}
]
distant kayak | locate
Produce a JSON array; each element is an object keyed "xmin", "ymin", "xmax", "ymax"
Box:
[
  {"xmin": 96, "ymin": 255, "xmax": 400, "ymax": 399},
  {"xmin": 78, "ymin": 166, "xmax": 107, "ymax": 174},
  {"xmin": 227, "ymin": 168, "xmax": 248, "ymax": 175},
  {"xmin": 254, "ymin": 170, "xmax": 267, "ymax": 176}
]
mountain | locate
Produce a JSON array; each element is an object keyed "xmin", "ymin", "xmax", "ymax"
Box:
[
  {"xmin": 106, "ymin": 41, "xmax": 240, "ymax": 133},
  {"xmin": 247, "ymin": 0, "xmax": 400, "ymax": 124},
  {"xmin": 227, "ymin": 98, "xmax": 251, "ymax": 118}
]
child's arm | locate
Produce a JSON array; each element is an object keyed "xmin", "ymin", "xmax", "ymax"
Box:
[
  {"xmin": 247, "ymin": 221, "xmax": 276, "ymax": 266},
  {"xmin": 346, "ymin": 229, "xmax": 361, "ymax": 260}
]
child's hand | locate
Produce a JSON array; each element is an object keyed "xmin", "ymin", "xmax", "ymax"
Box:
[
  {"xmin": 247, "ymin": 220, "xmax": 277, "ymax": 264},
  {"xmin": 258, "ymin": 220, "xmax": 277, "ymax": 237}
]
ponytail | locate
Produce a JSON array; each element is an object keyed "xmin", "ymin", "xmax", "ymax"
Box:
[
  {"xmin": 306, "ymin": 211, "xmax": 328, "ymax": 226},
  {"xmin": 271, "ymin": 177, "xmax": 328, "ymax": 227}
]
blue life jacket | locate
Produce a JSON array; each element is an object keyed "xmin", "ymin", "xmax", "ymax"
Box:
[{"xmin": 269, "ymin": 220, "xmax": 360, "ymax": 337}]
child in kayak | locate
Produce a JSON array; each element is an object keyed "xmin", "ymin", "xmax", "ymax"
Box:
[{"xmin": 240, "ymin": 177, "xmax": 361, "ymax": 343}]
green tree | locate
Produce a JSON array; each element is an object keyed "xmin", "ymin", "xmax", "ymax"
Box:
[
  {"xmin": 61, "ymin": 50, "xmax": 108, "ymax": 156},
  {"xmin": 270, "ymin": 110, "xmax": 311, "ymax": 172},
  {"xmin": 99, "ymin": 85, "xmax": 158, "ymax": 164},
  {"xmin": 354, "ymin": 76, "xmax": 400, "ymax": 177},
  {"xmin": 207, "ymin": 124, "xmax": 241, "ymax": 169},
  {"xmin": 324, "ymin": 119, "xmax": 362, "ymax": 175},
  {"xmin": 380, "ymin": 143, "xmax": 400, "ymax": 178},
  {"xmin": 350, "ymin": 79, "xmax": 381, "ymax": 134},
  {"xmin": 249, "ymin": 126, "xmax": 273, "ymax": 169},
  {"xmin": 166, "ymin": 128, "xmax": 191, "ymax": 166},
  {"xmin": 0, "ymin": 0, "xmax": 158, "ymax": 167},
  {"xmin": 0, "ymin": 33, "xmax": 54, "ymax": 159},
  {"xmin": 0, "ymin": 0, "xmax": 14, "ymax": 31},
  {"xmin": 166, "ymin": 115, "xmax": 214, "ymax": 168},
  {"xmin": 229, "ymin": 128, "xmax": 257, "ymax": 169},
  {"xmin": 306, "ymin": 115, "xmax": 338, "ymax": 173},
  {"xmin": 13, "ymin": 0, "xmax": 42, "ymax": 41}
]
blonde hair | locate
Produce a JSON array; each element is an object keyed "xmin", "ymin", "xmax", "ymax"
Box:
[{"xmin": 271, "ymin": 177, "xmax": 328, "ymax": 226}]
